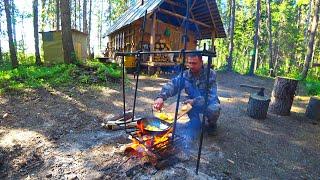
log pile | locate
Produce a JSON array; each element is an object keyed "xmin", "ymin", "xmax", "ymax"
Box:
[{"xmin": 153, "ymin": 42, "xmax": 170, "ymax": 62}]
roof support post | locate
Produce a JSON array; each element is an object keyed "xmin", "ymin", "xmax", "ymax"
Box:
[
  {"xmin": 149, "ymin": 11, "xmax": 157, "ymax": 62},
  {"xmin": 211, "ymin": 31, "xmax": 216, "ymax": 50}
]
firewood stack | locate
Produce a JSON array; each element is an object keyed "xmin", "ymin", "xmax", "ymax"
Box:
[{"xmin": 154, "ymin": 42, "xmax": 170, "ymax": 62}]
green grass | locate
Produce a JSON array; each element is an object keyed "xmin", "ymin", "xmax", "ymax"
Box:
[
  {"xmin": 213, "ymin": 64, "xmax": 320, "ymax": 96},
  {"xmin": 254, "ymin": 66, "xmax": 320, "ymax": 96},
  {"xmin": 303, "ymin": 77, "xmax": 320, "ymax": 95},
  {"xmin": 0, "ymin": 58, "xmax": 123, "ymax": 94}
]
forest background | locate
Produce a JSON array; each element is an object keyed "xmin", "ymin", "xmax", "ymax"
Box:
[{"xmin": 0, "ymin": 0, "xmax": 319, "ymax": 95}]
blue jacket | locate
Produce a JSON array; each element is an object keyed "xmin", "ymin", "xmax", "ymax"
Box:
[{"xmin": 157, "ymin": 67, "xmax": 219, "ymax": 108}]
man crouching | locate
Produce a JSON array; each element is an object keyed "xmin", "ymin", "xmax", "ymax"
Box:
[{"xmin": 153, "ymin": 53, "xmax": 221, "ymax": 136}]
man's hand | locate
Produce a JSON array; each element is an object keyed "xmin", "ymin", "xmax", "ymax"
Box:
[
  {"xmin": 184, "ymin": 99, "xmax": 194, "ymax": 105},
  {"xmin": 154, "ymin": 98, "xmax": 164, "ymax": 111}
]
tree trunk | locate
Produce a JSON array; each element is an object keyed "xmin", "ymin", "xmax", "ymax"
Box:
[
  {"xmin": 248, "ymin": 0, "xmax": 261, "ymax": 76},
  {"xmin": 254, "ymin": 24, "xmax": 260, "ymax": 70},
  {"xmin": 305, "ymin": 96, "xmax": 320, "ymax": 120},
  {"xmin": 78, "ymin": 0, "xmax": 81, "ymax": 31},
  {"xmin": 33, "ymin": 0, "xmax": 41, "ymax": 65},
  {"xmin": 88, "ymin": 0, "xmax": 92, "ymax": 56},
  {"xmin": 10, "ymin": 0, "xmax": 17, "ymax": 52},
  {"xmin": 83, "ymin": 0, "xmax": 87, "ymax": 33},
  {"xmin": 304, "ymin": 0, "xmax": 313, "ymax": 45},
  {"xmin": 98, "ymin": 0, "xmax": 104, "ymax": 50},
  {"xmin": 247, "ymin": 94, "xmax": 270, "ymax": 119},
  {"xmin": 20, "ymin": 15, "xmax": 26, "ymax": 59},
  {"xmin": 301, "ymin": 0, "xmax": 320, "ymax": 80},
  {"xmin": 56, "ymin": 0, "xmax": 60, "ymax": 30},
  {"xmin": 269, "ymin": 77, "xmax": 298, "ymax": 116},
  {"xmin": 60, "ymin": 0, "xmax": 76, "ymax": 64},
  {"xmin": 227, "ymin": 0, "xmax": 235, "ymax": 71},
  {"xmin": 267, "ymin": 0, "xmax": 274, "ymax": 77},
  {"xmin": 74, "ymin": 0, "xmax": 76, "ymax": 29},
  {"xmin": 0, "ymin": 12, "xmax": 2, "ymax": 64},
  {"xmin": 41, "ymin": 0, "xmax": 46, "ymax": 31},
  {"xmin": 312, "ymin": 37, "xmax": 318, "ymax": 64},
  {"xmin": 4, "ymin": 0, "xmax": 18, "ymax": 68},
  {"xmin": 227, "ymin": 0, "xmax": 231, "ymax": 36}
]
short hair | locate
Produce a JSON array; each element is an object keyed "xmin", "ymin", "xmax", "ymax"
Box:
[{"xmin": 187, "ymin": 52, "xmax": 202, "ymax": 60}]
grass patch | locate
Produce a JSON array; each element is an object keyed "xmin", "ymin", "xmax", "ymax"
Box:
[
  {"xmin": 0, "ymin": 59, "xmax": 124, "ymax": 94},
  {"xmin": 254, "ymin": 66, "xmax": 320, "ymax": 96},
  {"xmin": 303, "ymin": 77, "xmax": 320, "ymax": 96}
]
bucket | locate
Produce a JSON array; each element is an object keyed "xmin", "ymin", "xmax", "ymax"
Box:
[{"xmin": 124, "ymin": 56, "xmax": 136, "ymax": 68}]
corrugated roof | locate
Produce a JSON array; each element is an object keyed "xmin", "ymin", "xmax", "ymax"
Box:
[
  {"xmin": 106, "ymin": 0, "xmax": 226, "ymax": 39},
  {"xmin": 106, "ymin": 0, "xmax": 162, "ymax": 35}
]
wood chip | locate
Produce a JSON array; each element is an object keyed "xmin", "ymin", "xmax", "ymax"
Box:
[
  {"xmin": 227, "ymin": 159, "xmax": 235, "ymax": 164},
  {"xmin": 2, "ymin": 113, "xmax": 8, "ymax": 118}
]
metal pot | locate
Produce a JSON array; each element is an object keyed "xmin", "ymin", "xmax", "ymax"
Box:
[{"xmin": 136, "ymin": 116, "xmax": 172, "ymax": 136}]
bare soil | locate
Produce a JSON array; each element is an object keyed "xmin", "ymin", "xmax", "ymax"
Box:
[{"xmin": 0, "ymin": 71, "xmax": 319, "ymax": 179}]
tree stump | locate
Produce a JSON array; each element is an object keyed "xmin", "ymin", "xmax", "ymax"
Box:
[
  {"xmin": 269, "ymin": 77, "xmax": 298, "ymax": 116},
  {"xmin": 305, "ymin": 96, "xmax": 320, "ymax": 120},
  {"xmin": 247, "ymin": 93, "xmax": 271, "ymax": 119}
]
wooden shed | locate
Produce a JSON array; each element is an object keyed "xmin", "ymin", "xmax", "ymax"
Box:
[
  {"xmin": 40, "ymin": 29, "xmax": 88, "ymax": 65},
  {"xmin": 105, "ymin": 0, "xmax": 226, "ymax": 70}
]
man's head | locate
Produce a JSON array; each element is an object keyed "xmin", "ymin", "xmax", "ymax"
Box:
[{"xmin": 187, "ymin": 53, "xmax": 203, "ymax": 75}]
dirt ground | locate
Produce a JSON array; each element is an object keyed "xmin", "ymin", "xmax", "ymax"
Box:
[{"xmin": 0, "ymin": 71, "xmax": 319, "ymax": 179}]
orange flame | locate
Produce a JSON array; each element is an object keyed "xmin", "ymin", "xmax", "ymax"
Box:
[{"xmin": 126, "ymin": 126, "xmax": 173, "ymax": 159}]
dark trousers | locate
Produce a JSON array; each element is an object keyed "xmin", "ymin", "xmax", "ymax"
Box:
[{"xmin": 187, "ymin": 103, "xmax": 221, "ymax": 134}]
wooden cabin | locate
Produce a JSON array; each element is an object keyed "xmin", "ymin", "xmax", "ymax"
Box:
[{"xmin": 105, "ymin": 0, "xmax": 226, "ymax": 72}]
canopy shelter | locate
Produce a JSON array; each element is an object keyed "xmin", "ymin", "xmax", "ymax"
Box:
[
  {"xmin": 104, "ymin": 0, "xmax": 226, "ymax": 74},
  {"xmin": 106, "ymin": 0, "xmax": 226, "ymax": 39}
]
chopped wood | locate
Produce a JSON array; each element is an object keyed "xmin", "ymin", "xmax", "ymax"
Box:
[
  {"xmin": 2, "ymin": 113, "xmax": 8, "ymax": 119},
  {"xmin": 102, "ymin": 120, "xmax": 137, "ymax": 130},
  {"xmin": 102, "ymin": 110, "xmax": 133, "ymax": 123}
]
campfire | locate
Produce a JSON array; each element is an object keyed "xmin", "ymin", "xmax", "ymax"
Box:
[{"xmin": 123, "ymin": 117, "xmax": 182, "ymax": 164}]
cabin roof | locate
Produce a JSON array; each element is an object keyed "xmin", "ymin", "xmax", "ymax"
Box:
[{"xmin": 106, "ymin": 0, "xmax": 226, "ymax": 39}]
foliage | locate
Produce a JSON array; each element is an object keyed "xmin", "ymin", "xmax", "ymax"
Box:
[
  {"xmin": 86, "ymin": 59, "xmax": 122, "ymax": 79},
  {"xmin": 212, "ymin": 0, "xmax": 320, "ymax": 95},
  {"xmin": 0, "ymin": 57, "xmax": 123, "ymax": 94},
  {"xmin": 304, "ymin": 78, "xmax": 320, "ymax": 95}
]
